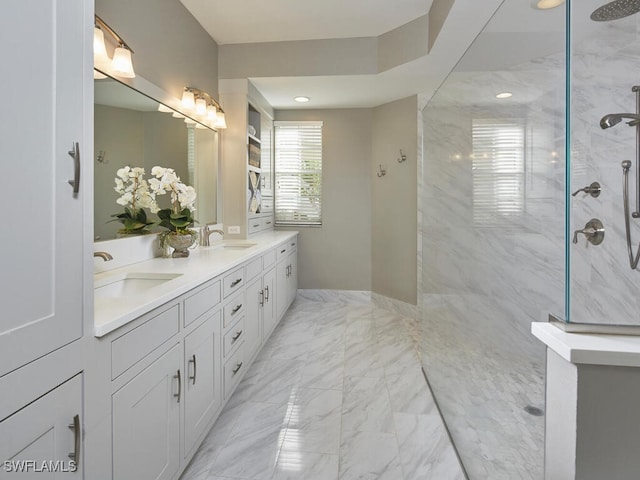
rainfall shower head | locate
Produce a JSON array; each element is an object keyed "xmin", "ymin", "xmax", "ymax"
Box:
[
  {"xmin": 600, "ymin": 113, "xmax": 640, "ymax": 129},
  {"xmin": 591, "ymin": 0, "xmax": 640, "ymax": 21}
]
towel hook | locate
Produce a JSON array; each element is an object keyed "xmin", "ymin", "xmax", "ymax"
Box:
[
  {"xmin": 377, "ymin": 164, "xmax": 386, "ymax": 177},
  {"xmin": 397, "ymin": 149, "xmax": 407, "ymax": 163}
]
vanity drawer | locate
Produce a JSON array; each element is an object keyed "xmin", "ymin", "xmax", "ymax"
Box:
[
  {"xmin": 276, "ymin": 242, "xmax": 291, "ymax": 261},
  {"xmin": 223, "ymin": 342, "xmax": 246, "ymax": 399},
  {"xmin": 223, "ymin": 290, "xmax": 246, "ymax": 328},
  {"xmin": 183, "ymin": 279, "xmax": 221, "ymax": 328},
  {"xmin": 262, "ymin": 216, "xmax": 274, "ymax": 230},
  {"xmin": 245, "ymin": 256, "xmax": 262, "ymax": 282},
  {"xmin": 223, "ymin": 316, "xmax": 245, "ymax": 357},
  {"xmin": 223, "ymin": 266, "xmax": 244, "ymax": 298},
  {"xmin": 111, "ymin": 304, "xmax": 180, "ymax": 380},
  {"xmin": 262, "ymin": 249, "xmax": 276, "ymax": 270},
  {"xmin": 248, "ymin": 218, "xmax": 263, "ymax": 234}
]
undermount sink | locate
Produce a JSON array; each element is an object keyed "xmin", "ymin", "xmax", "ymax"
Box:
[
  {"xmin": 211, "ymin": 241, "xmax": 257, "ymax": 250},
  {"xmin": 94, "ymin": 272, "xmax": 182, "ymax": 298}
]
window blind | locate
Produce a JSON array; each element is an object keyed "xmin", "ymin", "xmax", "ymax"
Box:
[
  {"xmin": 471, "ymin": 118, "xmax": 525, "ymax": 227},
  {"xmin": 274, "ymin": 121, "xmax": 323, "ymax": 225}
]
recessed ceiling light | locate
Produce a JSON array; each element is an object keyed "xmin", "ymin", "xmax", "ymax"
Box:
[
  {"xmin": 496, "ymin": 92, "xmax": 513, "ymax": 99},
  {"xmin": 536, "ymin": 0, "xmax": 565, "ymax": 9},
  {"xmin": 294, "ymin": 96, "xmax": 310, "ymax": 103}
]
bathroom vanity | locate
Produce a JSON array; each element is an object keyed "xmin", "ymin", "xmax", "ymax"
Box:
[{"xmin": 87, "ymin": 232, "xmax": 297, "ymax": 480}]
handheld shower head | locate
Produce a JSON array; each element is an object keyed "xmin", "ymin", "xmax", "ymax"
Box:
[
  {"xmin": 601, "ymin": 114, "xmax": 623, "ymax": 129},
  {"xmin": 600, "ymin": 113, "xmax": 640, "ymax": 129}
]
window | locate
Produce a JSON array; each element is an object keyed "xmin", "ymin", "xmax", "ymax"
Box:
[
  {"xmin": 274, "ymin": 121, "xmax": 323, "ymax": 225},
  {"xmin": 471, "ymin": 118, "xmax": 525, "ymax": 227}
]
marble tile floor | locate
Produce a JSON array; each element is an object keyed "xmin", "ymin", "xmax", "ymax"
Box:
[{"xmin": 180, "ymin": 295, "xmax": 465, "ymax": 480}]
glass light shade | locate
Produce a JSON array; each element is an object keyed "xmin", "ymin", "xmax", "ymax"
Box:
[
  {"xmin": 93, "ymin": 27, "xmax": 110, "ymax": 70},
  {"xmin": 111, "ymin": 46, "xmax": 135, "ymax": 78},
  {"xmin": 195, "ymin": 98, "xmax": 207, "ymax": 116},
  {"xmin": 172, "ymin": 111, "xmax": 186, "ymax": 119},
  {"xmin": 157, "ymin": 104, "xmax": 173, "ymax": 113},
  {"xmin": 184, "ymin": 117, "xmax": 197, "ymax": 125},
  {"xmin": 195, "ymin": 123, "xmax": 207, "ymax": 129},
  {"xmin": 207, "ymin": 104, "xmax": 218, "ymax": 121},
  {"xmin": 94, "ymin": 69, "xmax": 107, "ymax": 79},
  {"xmin": 215, "ymin": 111, "xmax": 227, "ymax": 129},
  {"xmin": 181, "ymin": 90, "xmax": 195, "ymax": 110}
]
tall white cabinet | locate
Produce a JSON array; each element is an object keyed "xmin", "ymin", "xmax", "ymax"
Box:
[{"xmin": 0, "ymin": 0, "xmax": 92, "ymax": 474}]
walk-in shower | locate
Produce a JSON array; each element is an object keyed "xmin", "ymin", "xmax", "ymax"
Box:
[{"xmin": 421, "ymin": 0, "xmax": 640, "ymax": 477}]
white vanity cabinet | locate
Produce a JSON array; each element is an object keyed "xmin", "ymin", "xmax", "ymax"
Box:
[
  {"xmin": 97, "ymin": 233, "xmax": 297, "ymax": 480},
  {"xmin": 0, "ymin": 0, "xmax": 89, "ymax": 377},
  {"xmin": 276, "ymin": 238, "xmax": 298, "ymax": 319}
]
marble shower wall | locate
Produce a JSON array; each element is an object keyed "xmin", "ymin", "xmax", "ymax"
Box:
[
  {"xmin": 420, "ymin": 23, "xmax": 566, "ymax": 480},
  {"xmin": 570, "ymin": 1, "xmax": 640, "ymax": 325}
]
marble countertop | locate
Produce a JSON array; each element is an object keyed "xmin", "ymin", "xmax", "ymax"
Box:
[
  {"xmin": 532, "ymin": 322, "xmax": 640, "ymax": 367},
  {"xmin": 94, "ymin": 230, "xmax": 297, "ymax": 338}
]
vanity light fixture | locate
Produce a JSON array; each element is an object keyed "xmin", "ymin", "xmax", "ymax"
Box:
[
  {"xmin": 94, "ymin": 15, "xmax": 135, "ymax": 79},
  {"xmin": 294, "ymin": 96, "xmax": 310, "ymax": 103},
  {"xmin": 157, "ymin": 104, "xmax": 173, "ymax": 113},
  {"xmin": 181, "ymin": 87, "xmax": 227, "ymax": 129},
  {"xmin": 496, "ymin": 92, "xmax": 513, "ymax": 99}
]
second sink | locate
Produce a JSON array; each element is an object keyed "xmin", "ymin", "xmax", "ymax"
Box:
[{"xmin": 95, "ymin": 272, "xmax": 182, "ymax": 298}]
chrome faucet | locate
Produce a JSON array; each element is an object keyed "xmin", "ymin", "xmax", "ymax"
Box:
[
  {"xmin": 201, "ymin": 224, "xmax": 224, "ymax": 246},
  {"xmin": 94, "ymin": 251, "xmax": 113, "ymax": 261}
]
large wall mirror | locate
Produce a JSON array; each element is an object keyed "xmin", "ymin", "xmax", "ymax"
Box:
[{"xmin": 94, "ymin": 74, "xmax": 219, "ymax": 241}]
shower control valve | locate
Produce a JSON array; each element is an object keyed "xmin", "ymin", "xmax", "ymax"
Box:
[
  {"xmin": 571, "ymin": 181, "xmax": 601, "ymax": 198},
  {"xmin": 572, "ymin": 218, "xmax": 605, "ymax": 246}
]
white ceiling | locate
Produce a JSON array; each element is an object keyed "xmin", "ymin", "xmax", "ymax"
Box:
[
  {"xmin": 180, "ymin": 0, "xmax": 433, "ymax": 45},
  {"xmin": 179, "ymin": 0, "xmax": 567, "ymax": 110}
]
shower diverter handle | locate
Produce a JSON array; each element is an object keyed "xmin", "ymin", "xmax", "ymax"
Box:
[{"xmin": 572, "ymin": 218, "xmax": 605, "ymax": 246}]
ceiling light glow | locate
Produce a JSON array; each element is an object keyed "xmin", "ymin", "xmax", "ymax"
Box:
[
  {"xmin": 294, "ymin": 96, "xmax": 310, "ymax": 103},
  {"xmin": 496, "ymin": 92, "xmax": 513, "ymax": 99},
  {"xmin": 536, "ymin": 0, "xmax": 565, "ymax": 9}
]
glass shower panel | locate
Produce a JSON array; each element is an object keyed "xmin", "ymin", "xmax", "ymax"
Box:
[
  {"xmin": 420, "ymin": 1, "xmax": 566, "ymax": 478},
  {"xmin": 568, "ymin": 0, "xmax": 640, "ymax": 326}
]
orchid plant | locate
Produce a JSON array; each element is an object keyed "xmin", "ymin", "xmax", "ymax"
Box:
[
  {"xmin": 110, "ymin": 166, "xmax": 159, "ymax": 234},
  {"xmin": 149, "ymin": 166, "xmax": 197, "ymax": 236}
]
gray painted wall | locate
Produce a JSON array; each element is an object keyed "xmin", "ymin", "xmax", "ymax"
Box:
[
  {"xmin": 95, "ymin": 0, "xmax": 218, "ymax": 100},
  {"xmin": 372, "ymin": 96, "xmax": 418, "ymax": 305},
  {"xmin": 275, "ymin": 109, "xmax": 373, "ymax": 292}
]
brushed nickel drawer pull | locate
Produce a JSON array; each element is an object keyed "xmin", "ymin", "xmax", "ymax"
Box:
[
  {"xmin": 232, "ymin": 362, "xmax": 243, "ymax": 375},
  {"xmin": 68, "ymin": 414, "xmax": 80, "ymax": 470},
  {"xmin": 265, "ymin": 285, "xmax": 269, "ymax": 302},
  {"xmin": 189, "ymin": 354, "xmax": 197, "ymax": 385},
  {"xmin": 231, "ymin": 278, "xmax": 242, "ymax": 287},
  {"xmin": 232, "ymin": 330, "xmax": 243, "ymax": 342},
  {"xmin": 68, "ymin": 142, "xmax": 80, "ymax": 196},
  {"xmin": 174, "ymin": 370, "xmax": 181, "ymax": 402},
  {"xmin": 232, "ymin": 304, "xmax": 242, "ymax": 314}
]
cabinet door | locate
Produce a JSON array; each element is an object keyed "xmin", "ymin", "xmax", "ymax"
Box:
[
  {"xmin": 184, "ymin": 313, "xmax": 222, "ymax": 457},
  {"xmin": 262, "ymin": 268, "xmax": 277, "ymax": 340},
  {"xmin": 288, "ymin": 252, "xmax": 298, "ymax": 306},
  {"xmin": 0, "ymin": 0, "xmax": 87, "ymax": 377},
  {"xmin": 276, "ymin": 260, "xmax": 289, "ymax": 321},
  {"xmin": 113, "ymin": 344, "xmax": 181, "ymax": 480},
  {"xmin": 1, "ymin": 374, "xmax": 83, "ymax": 477},
  {"xmin": 244, "ymin": 277, "xmax": 263, "ymax": 362}
]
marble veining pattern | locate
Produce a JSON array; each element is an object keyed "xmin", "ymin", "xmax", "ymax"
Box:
[{"xmin": 180, "ymin": 294, "xmax": 464, "ymax": 480}]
